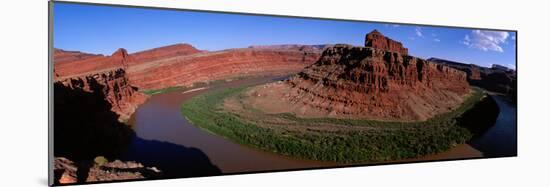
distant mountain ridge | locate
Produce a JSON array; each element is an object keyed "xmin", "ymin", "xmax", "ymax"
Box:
[
  {"xmin": 248, "ymin": 44, "xmax": 332, "ymax": 52},
  {"xmin": 53, "ymin": 48, "xmax": 104, "ymax": 64},
  {"xmin": 53, "ymin": 43, "xmax": 325, "ymax": 119},
  {"xmin": 428, "ymin": 57, "xmax": 516, "ymax": 97}
]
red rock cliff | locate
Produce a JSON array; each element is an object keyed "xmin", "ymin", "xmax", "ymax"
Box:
[
  {"xmin": 55, "ymin": 43, "xmax": 323, "ymax": 90},
  {"xmin": 263, "ymin": 31, "xmax": 470, "ymax": 121},
  {"xmin": 54, "ymin": 49, "xmax": 103, "ymax": 64},
  {"xmin": 126, "ymin": 47, "xmax": 322, "ymax": 90},
  {"xmin": 365, "ymin": 29, "xmax": 409, "ymax": 54},
  {"xmin": 54, "ymin": 43, "xmax": 322, "ymax": 117},
  {"xmin": 54, "ymin": 49, "xmax": 147, "ymax": 121},
  {"xmin": 54, "ymin": 48, "xmax": 133, "ymax": 79},
  {"xmin": 55, "ymin": 68, "xmax": 147, "ymax": 121},
  {"xmin": 129, "ymin": 43, "xmax": 202, "ymax": 65}
]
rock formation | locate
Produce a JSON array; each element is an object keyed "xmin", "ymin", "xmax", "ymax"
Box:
[
  {"xmin": 54, "ymin": 48, "xmax": 103, "ymax": 64},
  {"xmin": 54, "ymin": 48, "xmax": 147, "ymax": 121},
  {"xmin": 248, "ymin": 44, "xmax": 330, "ymax": 52},
  {"xmin": 55, "ymin": 68, "xmax": 147, "ymax": 121},
  {"xmin": 245, "ymin": 30, "xmax": 470, "ymax": 121},
  {"xmin": 428, "ymin": 57, "xmax": 516, "ymax": 98},
  {"xmin": 55, "ymin": 43, "xmax": 323, "ymax": 90},
  {"xmin": 428, "ymin": 58, "xmax": 483, "ymax": 81},
  {"xmin": 129, "ymin": 43, "xmax": 202, "ymax": 65},
  {"xmin": 54, "ymin": 157, "xmax": 161, "ymax": 185},
  {"xmin": 364, "ymin": 29, "xmax": 408, "ymax": 54},
  {"xmin": 54, "ymin": 48, "xmax": 132, "ymax": 79},
  {"xmin": 126, "ymin": 47, "xmax": 322, "ymax": 89},
  {"xmin": 54, "ymin": 43, "xmax": 323, "ymax": 117}
]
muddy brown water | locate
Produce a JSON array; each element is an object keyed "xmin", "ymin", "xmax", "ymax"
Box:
[
  {"xmin": 126, "ymin": 76, "xmax": 340, "ymax": 175},
  {"xmin": 125, "ymin": 76, "xmax": 517, "ymax": 175}
]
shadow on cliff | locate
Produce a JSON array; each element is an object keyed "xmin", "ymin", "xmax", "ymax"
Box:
[
  {"xmin": 54, "ymin": 79, "xmax": 221, "ymax": 184},
  {"xmin": 470, "ymin": 72, "xmax": 517, "ymax": 102}
]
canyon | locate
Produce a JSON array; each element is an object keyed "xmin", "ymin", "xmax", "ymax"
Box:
[
  {"xmin": 54, "ymin": 48, "xmax": 147, "ymax": 122},
  {"xmin": 53, "ymin": 43, "xmax": 325, "ymax": 184},
  {"xmin": 126, "ymin": 46, "xmax": 322, "ymax": 89},
  {"xmin": 428, "ymin": 57, "xmax": 517, "ymax": 99},
  {"xmin": 53, "ymin": 30, "xmax": 508, "ymax": 183},
  {"xmin": 181, "ymin": 30, "xmax": 500, "ymax": 163},
  {"xmin": 245, "ymin": 30, "xmax": 471, "ymax": 121},
  {"xmin": 55, "ymin": 68, "xmax": 147, "ymax": 122},
  {"xmin": 54, "ymin": 43, "xmax": 323, "ymax": 120}
]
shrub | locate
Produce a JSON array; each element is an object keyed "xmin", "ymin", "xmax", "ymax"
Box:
[
  {"xmin": 94, "ymin": 156, "xmax": 109, "ymax": 166},
  {"xmin": 181, "ymin": 86, "xmax": 496, "ymax": 163}
]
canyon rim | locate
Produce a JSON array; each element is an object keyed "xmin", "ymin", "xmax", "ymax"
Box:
[{"xmin": 51, "ymin": 3, "xmax": 517, "ymax": 185}]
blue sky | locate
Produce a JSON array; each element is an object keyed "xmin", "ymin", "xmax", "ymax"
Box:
[{"xmin": 54, "ymin": 3, "xmax": 516, "ymax": 69}]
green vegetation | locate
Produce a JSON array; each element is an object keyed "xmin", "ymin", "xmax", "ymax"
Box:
[
  {"xmin": 141, "ymin": 76, "xmax": 251, "ymax": 95},
  {"xmin": 94, "ymin": 156, "xmax": 109, "ymax": 166},
  {"xmin": 181, "ymin": 86, "xmax": 495, "ymax": 163}
]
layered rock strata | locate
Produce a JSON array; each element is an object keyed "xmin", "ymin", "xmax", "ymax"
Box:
[
  {"xmin": 55, "ymin": 68, "xmax": 147, "ymax": 121},
  {"xmin": 55, "ymin": 44, "xmax": 323, "ymax": 90},
  {"xmin": 54, "ymin": 49, "xmax": 103, "ymax": 64},
  {"xmin": 428, "ymin": 57, "xmax": 516, "ymax": 97},
  {"xmin": 248, "ymin": 44, "xmax": 330, "ymax": 52},
  {"xmin": 127, "ymin": 48, "xmax": 321, "ymax": 89},
  {"xmin": 54, "ymin": 48, "xmax": 147, "ymax": 121},
  {"xmin": 244, "ymin": 30, "xmax": 470, "ymax": 121},
  {"xmin": 54, "ymin": 43, "xmax": 323, "ymax": 118},
  {"xmin": 364, "ymin": 29, "xmax": 408, "ymax": 54},
  {"xmin": 54, "ymin": 157, "xmax": 161, "ymax": 185},
  {"xmin": 129, "ymin": 43, "xmax": 202, "ymax": 65}
]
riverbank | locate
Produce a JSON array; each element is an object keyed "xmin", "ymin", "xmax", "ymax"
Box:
[
  {"xmin": 181, "ymin": 85, "xmax": 500, "ymax": 163},
  {"xmin": 127, "ymin": 76, "xmax": 340, "ymax": 174}
]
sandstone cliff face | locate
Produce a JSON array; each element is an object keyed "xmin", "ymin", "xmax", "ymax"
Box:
[
  {"xmin": 55, "ymin": 68, "xmax": 147, "ymax": 121},
  {"xmin": 54, "ymin": 157, "xmax": 161, "ymax": 185},
  {"xmin": 428, "ymin": 57, "xmax": 516, "ymax": 97},
  {"xmin": 248, "ymin": 44, "xmax": 330, "ymax": 53},
  {"xmin": 54, "ymin": 43, "xmax": 320, "ymax": 117},
  {"xmin": 364, "ymin": 30, "xmax": 408, "ymax": 54},
  {"xmin": 428, "ymin": 58, "xmax": 483, "ymax": 80},
  {"xmin": 55, "ymin": 44, "xmax": 322, "ymax": 90},
  {"xmin": 54, "ymin": 49, "xmax": 103, "ymax": 64},
  {"xmin": 127, "ymin": 47, "xmax": 321, "ymax": 89},
  {"xmin": 295, "ymin": 45, "xmax": 468, "ymax": 94},
  {"xmin": 129, "ymin": 43, "xmax": 202, "ymax": 65},
  {"xmin": 54, "ymin": 48, "xmax": 148, "ymax": 121},
  {"xmin": 248, "ymin": 31, "xmax": 470, "ymax": 121},
  {"xmin": 54, "ymin": 48, "xmax": 132, "ymax": 79}
]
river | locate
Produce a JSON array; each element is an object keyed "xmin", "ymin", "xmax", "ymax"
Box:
[
  {"xmin": 391, "ymin": 94, "xmax": 517, "ymax": 163},
  {"xmin": 125, "ymin": 76, "xmax": 517, "ymax": 176}
]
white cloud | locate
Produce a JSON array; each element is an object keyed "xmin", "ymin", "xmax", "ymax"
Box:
[
  {"xmin": 512, "ymin": 35, "xmax": 516, "ymax": 40},
  {"xmin": 507, "ymin": 64, "xmax": 516, "ymax": 70},
  {"xmin": 392, "ymin": 24, "xmax": 400, "ymax": 27},
  {"xmin": 461, "ymin": 30, "xmax": 510, "ymax": 52},
  {"xmin": 462, "ymin": 35, "xmax": 471, "ymax": 45},
  {"xmin": 415, "ymin": 27, "xmax": 423, "ymax": 37},
  {"xmin": 434, "ymin": 38, "xmax": 441, "ymax": 42}
]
